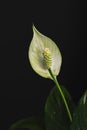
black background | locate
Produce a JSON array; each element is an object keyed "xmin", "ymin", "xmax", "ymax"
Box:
[{"xmin": 0, "ymin": 1, "xmax": 87, "ymax": 129}]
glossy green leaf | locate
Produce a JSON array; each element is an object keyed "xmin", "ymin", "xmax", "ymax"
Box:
[
  {"xmin": 28, "ymin": 25, "xmax": 62, "ymax": 79},
  {"xmin": 45, "ymin": 86, "xmax": 75, "ymax": 130},
  {"xmin": 9, "ymin": 117, "xmax": 45, "ymax": 130},
  {"xmin": 70, "ymin": 90, "xmax": 87, "ymax": 130}
]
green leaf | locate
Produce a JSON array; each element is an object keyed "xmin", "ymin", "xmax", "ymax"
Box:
[
  {"xmin": 9, "ymin": 117, "xmax": 45, "ymax": 130},
  {"xmin": 79, "ymin": 90, "xmax": 87, "ymax": 105},
  {"xmin": 70, "ymin": 90, "xmax": 87, "ymax": 130},
  {"xmin": 45, "ymin": 86, "xmax": 75, "ymax": 130}
]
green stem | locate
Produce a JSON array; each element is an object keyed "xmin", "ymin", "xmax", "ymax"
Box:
[{"xmin": 48, "ymin": 68, "xmax": 72, "ymax": 122}]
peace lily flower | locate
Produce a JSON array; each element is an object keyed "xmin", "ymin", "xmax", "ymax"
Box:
[
  {"xmin": 28, "ymin": 25, "xmax": 62, "ymax": 79},
  {"xmin": 28, "ymin": 25, "xmax": 72, "ymax": 122}
]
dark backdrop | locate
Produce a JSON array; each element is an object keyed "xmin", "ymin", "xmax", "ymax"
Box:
[{"xmin": 0, "ymin": 1, "xmax": 87, "ymax": 129}]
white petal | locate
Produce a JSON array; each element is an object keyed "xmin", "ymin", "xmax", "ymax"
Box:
[{"xmin": 28, "ymin": 25, "xmax": 62, "ymax": 79}]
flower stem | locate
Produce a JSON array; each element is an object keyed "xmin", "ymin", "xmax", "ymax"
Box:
[{"xmin": 48, "ymin": 68, "xmax": 72, "ymax": 122}]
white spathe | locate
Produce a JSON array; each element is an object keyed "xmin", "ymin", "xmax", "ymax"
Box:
[{"xmin": 28, "ymin": 25, "xmax": 62, "ymax": 79}]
